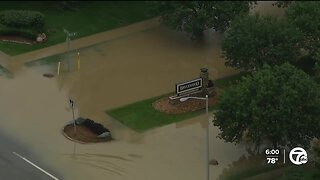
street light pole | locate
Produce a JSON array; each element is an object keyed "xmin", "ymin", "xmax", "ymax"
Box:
[
  {"xmin": 69, "ymin": 99, "xmax": 76, "ymax": 157},
  {"xmin": 69, "ymin": 99, "xmax": 76, "ymax": 133},
  {"xmin": 72, "ymin": 104, "xmax": 76, "ymax": 134},
  {"xmin": 205, "ymin": 95, "xmax": 209, "ymax": 180},
  {"xmin": 180, "ymin": 95, "xmax": 210, "ymax": 180},
  {"xmin": 63, "ymin": 29, "xmax": 77, "ymax": 72}
]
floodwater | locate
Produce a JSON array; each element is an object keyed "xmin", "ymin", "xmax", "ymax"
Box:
[
  {"xmin": 0, "ymin": 1, "xmax": 285, "ymax": 180},
  {"xmin": 250, "ymin": 1, "xmax": 286, "ymax": 17}
]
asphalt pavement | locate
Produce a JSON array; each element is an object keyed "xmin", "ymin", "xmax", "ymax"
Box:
[{"xmin": 0, "ymin": 133, "xmax": 61, "ymax": 180}]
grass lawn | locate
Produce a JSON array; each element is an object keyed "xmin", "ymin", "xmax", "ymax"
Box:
[
  {"xmin": 0, "ymin": 1, "xmax": 157, "ymax": 55},
  {"xmin": 106, "ymin": 73, "xmax": 244, "ymax": 132},
  {"xmin": 219, "ymin": 164, "xmax": 287, "ymax": 180},
  {"xmin": 280, "ymin": 165, "xmax": 320, "ymax": 180}
]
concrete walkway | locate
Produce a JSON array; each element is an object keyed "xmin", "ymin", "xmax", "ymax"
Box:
[{"xmin": 1, "ymin": 18, "xmax": 159, "ymax": 73}]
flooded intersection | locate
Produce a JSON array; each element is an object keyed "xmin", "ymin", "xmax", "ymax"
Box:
[{"xmin": 0, "ymin": 2, "xmax": 286, "ymax": 180}]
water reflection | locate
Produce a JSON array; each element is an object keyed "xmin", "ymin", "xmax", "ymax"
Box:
[{"xmin": 250, "ymin": 1, "xmax": 286, "ymax": 17}]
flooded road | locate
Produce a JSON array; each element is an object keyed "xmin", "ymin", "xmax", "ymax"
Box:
[
  {"xmin": 250, "ymin": 1, "xmax": 286, "ymax": 17},
  {"xmin": 0, "ymin": 1, "xmax": 285, "ymax": 180},
  {"xmin": 54, "ymin": 24, "xmax": 237, "ymax": 141}
]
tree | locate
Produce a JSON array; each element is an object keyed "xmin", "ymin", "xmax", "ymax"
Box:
[
  {"xmin": 152, "ymin": 1, "xmax": 254, "ymax": 40},
  {"xmin": 314, "ymin": 61, "xmax": 320, "ymax": 84},
  {"xmin": 286, "ymin": 1, "xmax": 320, "ymax": 59},
  {"xmin": 221, "ymin": 14, "xmax": 303, "ymax": 71},
  {"xmin": 213, "ymin": 63, "xmax": 320, "ymax": 151},
  {"xmin": 311, "ymin": 139, "xmax": 320, "ymax": 169}
]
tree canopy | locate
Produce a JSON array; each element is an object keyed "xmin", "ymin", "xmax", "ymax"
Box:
[
  {"xmin": 314, "ymin": 62, "xmax": 320, "ymax": 84},
  {"xmin": 153, "ymin": 1, "xmax": 254, "ymax": 39},
  {"xmin": 221, "ymin": 14, "xmax": 303, "ymax": 71},
  {"xmin": 286, "ymin": 1, "xmax": 320, "ymax": 59},
  {"xmin": 213, "ymin": 63, "xmax": 320, "ymax": 150}
]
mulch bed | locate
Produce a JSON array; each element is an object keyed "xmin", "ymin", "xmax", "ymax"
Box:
[
  {"xmin": 0, "ymin": 35, "xmax": 35, "ymax": 45},
  {"xmin": 153, "ymin": 92, "xmax": 219, "ymax": 115},
  {"xmin": 63, "ymin": 124, "xmax": 113, "ymax": 143}
]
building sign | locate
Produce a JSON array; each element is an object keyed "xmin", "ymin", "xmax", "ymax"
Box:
[{"xmin": 176, "ymin": 78, "xmax": 202, "ymax": 95}]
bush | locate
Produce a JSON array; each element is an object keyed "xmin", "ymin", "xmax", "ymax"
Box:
[
  {"xmin": 293, "ymin": 56, "xmax": 317, "ymax": 76},
  {"xmin": 83, "ymin": 118, "xmax": 109, "ymax": 135},
  {"xmin": 0, "ymin": 10, "xmax": 45, "ymax": 31},
  {"xmin": 0, "ymin": 24, "xmax": 37, "ymax": 39}
]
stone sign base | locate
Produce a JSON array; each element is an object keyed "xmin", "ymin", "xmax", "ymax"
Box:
[
  {"xmin": 169, "ymin": 87, "xmax": 216, "ymax": 105},
  {"xmin": 154, "ymin": 92, "xmax": 218, "ymax": 114}
]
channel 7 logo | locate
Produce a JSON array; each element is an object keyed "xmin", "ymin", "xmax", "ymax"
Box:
[{"xmin": 289, "ymin": 147, "xmax": 308, "ymax": 165}]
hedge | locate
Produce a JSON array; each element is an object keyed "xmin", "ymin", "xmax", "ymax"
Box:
[
  {"xmin": 0, "ymin": 10, "xmax": 45, "ymax": 30},
  {"xmin": 0, "ymin": 24, "xmax": 37, "ymax": 39}
]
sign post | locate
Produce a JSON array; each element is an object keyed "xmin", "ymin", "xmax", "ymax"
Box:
[
  {"xmin": 77, "ymin": 52, "xmax": 80, "ymax": 72},
  {"xmin": 69, "ymin": 99, "xmax": 76, "ymax": 157},
  {"xmin": 57, "ymin": 61, "xmax": 61, "ymax": 76},
  {"xmin": 69, "ymin": 99, "xmax": 76, "ymax": 133}
]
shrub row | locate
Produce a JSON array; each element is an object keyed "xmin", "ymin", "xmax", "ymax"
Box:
[
  {"xmin": 0, "ymin": 24, "xmax": 37, "ymax": 39},
  {"xmin": 82, "ymin": 119, "xmax": 110, "ymax": 135},
  {"xmin": 0, "ymin": 10, "xmax": 45, "ymax": 30}
]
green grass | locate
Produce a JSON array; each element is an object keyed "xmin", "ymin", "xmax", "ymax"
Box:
[
  {"xmin": 280, "ymin": 165, "xmax": 320, "ymax": 180},
  {"xmin": 220, "ymin": 164, "xmax": 286, "ymax": 180},
  {"xmin": 106, "ymin": 73, "xmax": 244, "ymax": 132},
  {"xmin": 0, "ymin": 1, "xmax": 157, "ymax": 55},
  {"xmin": 107, "ymin": 94, "xmax": 217, "ymax": 132}
]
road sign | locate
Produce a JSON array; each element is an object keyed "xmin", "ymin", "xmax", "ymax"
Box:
[{"xmin": 69, "ymin": 99, "xmax": 74, "ymax": 108}]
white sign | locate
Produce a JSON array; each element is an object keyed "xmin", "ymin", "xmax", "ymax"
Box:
[{"xmin": 176, "ymin": 78, "xmax": 202, "ymax": 95}]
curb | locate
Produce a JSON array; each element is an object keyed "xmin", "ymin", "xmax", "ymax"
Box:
[{"xmin": 10, "ymin": 18, "xmax": 160, "ymax": 66}]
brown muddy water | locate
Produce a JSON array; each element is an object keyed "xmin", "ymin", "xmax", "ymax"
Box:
[{"xmin": 0, "ymin": 1, "xmax": 285, "ymax": 180}]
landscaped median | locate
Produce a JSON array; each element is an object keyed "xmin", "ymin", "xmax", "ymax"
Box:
[
  {"xmin": 0, "ymin": 1, "xmax": 158, "ymax": 55},
  {"xmin": 106, "ymin": 73, "xmax": 244, "ymax": 132}
]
